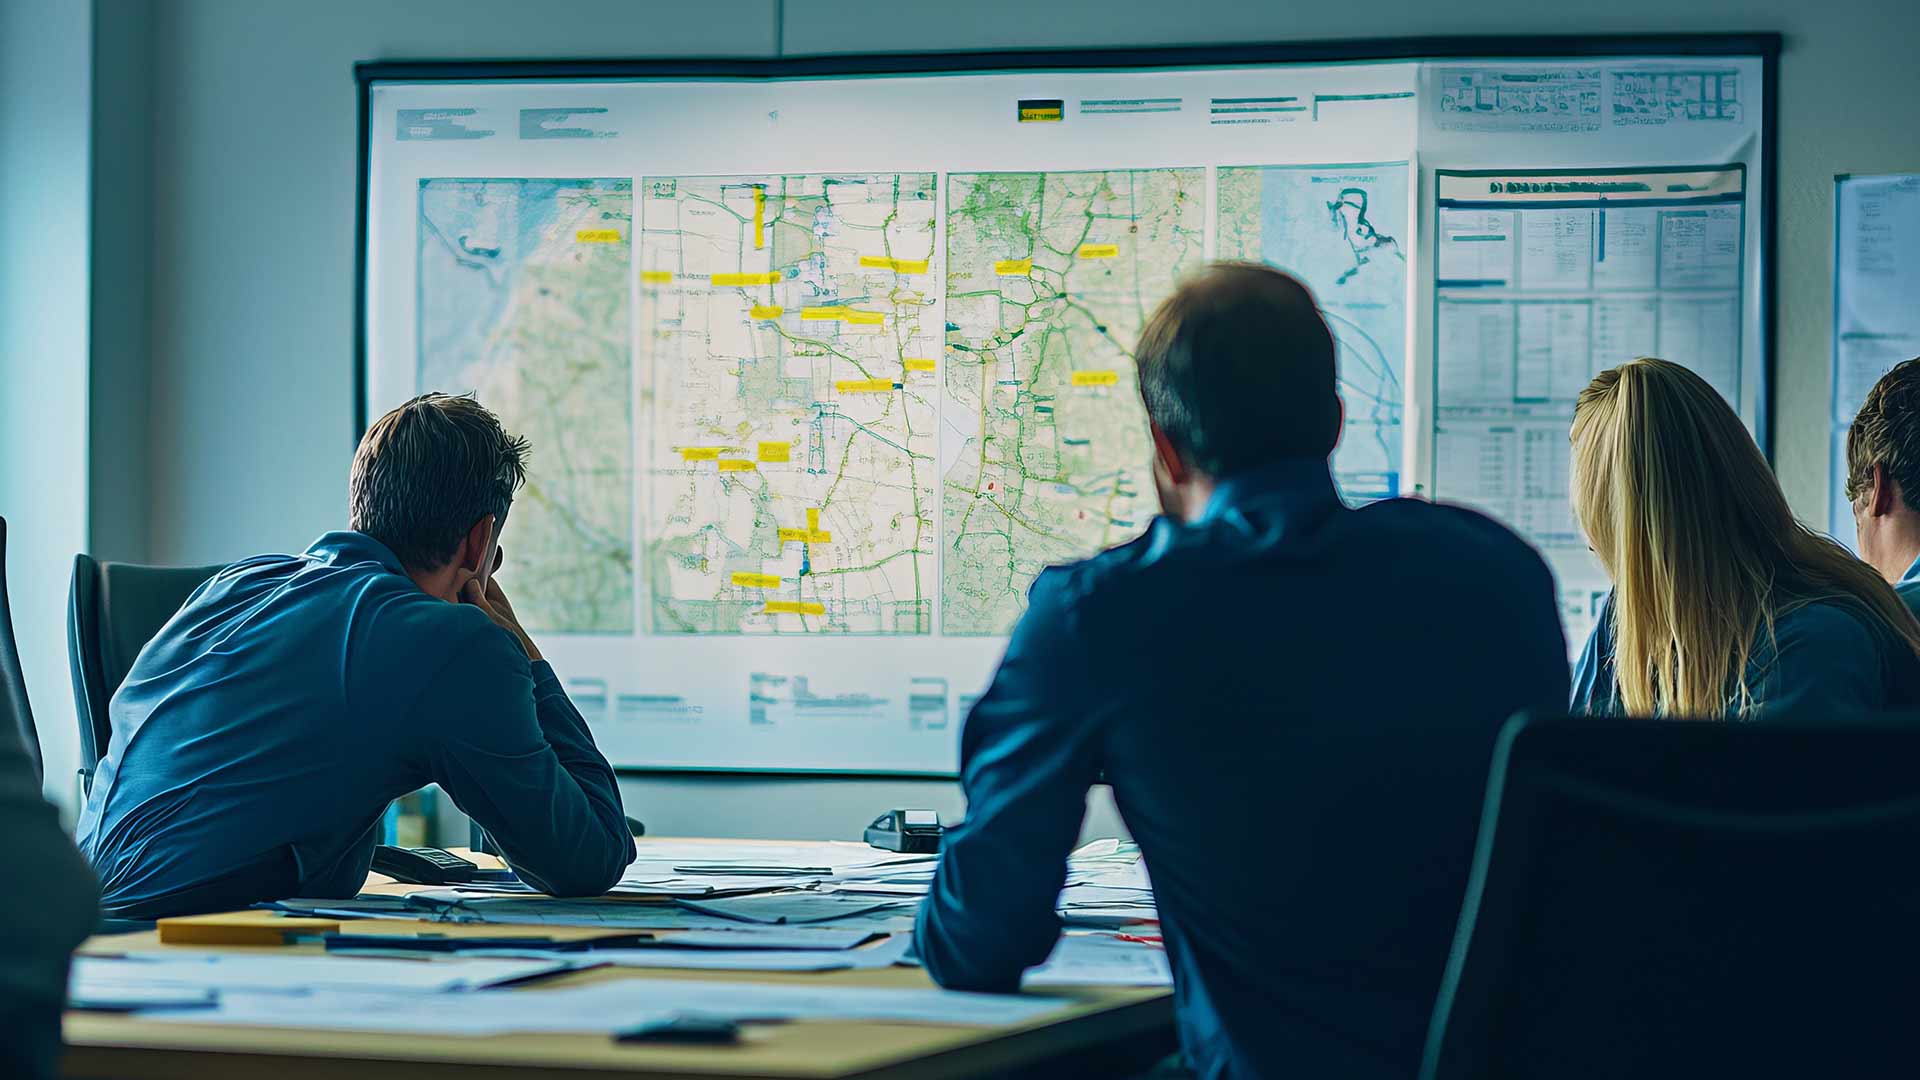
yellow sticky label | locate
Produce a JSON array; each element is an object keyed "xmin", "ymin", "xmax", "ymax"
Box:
[
  {"xmin": 752, "ymin": 186, "xmax": 766, "ymax": 250},
  {"xmin": 712, "ymin": 272, "xmax": 781, "ymax": 287},
  {"xmin": 994, "ymin": 258, "xmax": 1033, "ymax": 276},
  {"xmin": 1018, "ymin": 106, "xmax": 1064, "ymax": 123},
  {"xmin": 1072, "ymin": 371, "xmax": 1120, "ymax": 387},
  {"xmin": 904, "ymin": 357, "xmax": 937, "ymax": 372},
  {"xmin": 717, "ymin": 459, "xmax": 756, "ymax": 472},
  {"xmin": 749, "ymin": 305, "xmax": 785, "ymax": 320},
  {"xmin": 1077, "ymin": 244, "xmax": 1120, "ymax": 259},
  {"xmin": 640, "ymin": 270, "xmax": 674, "ymax": 284},
  {"xmin": 757, "ymin": 442, "xmax": 791, "ymax": 462},
  {"xmin": 777, "ymin": 527, "xmax": 809, "ymax": 543},
  {"xmin": 836, "ymin": 378, "xmax": 895, "ymax": 393},
  {"xmin": 807, "ymin": 508, "xmax": 820, "ymax": 530},
  {"xmin": 764, "ymin": 601, "xmax": 826, "ymax": 616},
  {"xmin": 858, "ymin": 256, "xmax": 929, "ymax": 274},
  {"xmin": 730, "ymin": 572, "xmax": 781, "ymax": 589},
  {"xmin": 801, "ymin": 306, "xmax": 850, "ymax": 321},
  {"xmin": 680, "ymin": 447, "xmax": 726, "ymax": 461},
  {"xmin": 576, "ymin": 229, "xmax": 622, "ymax": 243},
  {"xmin": 843, "ymin": 310, "xmax": 884, "ymax": 326}
]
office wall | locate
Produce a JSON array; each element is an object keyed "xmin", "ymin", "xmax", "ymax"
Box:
[
  {"xmin": 120, "ymin": 0, "xmax": 1920, "ymax": 831},
  {"xmin": 0, "ymin": 0, "xmax": 93, "ymax": 806}
]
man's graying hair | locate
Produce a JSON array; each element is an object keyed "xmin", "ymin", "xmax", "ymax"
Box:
[{"xmin": 349, "ymin": 393, "xmax": 530, "ymax": 571}]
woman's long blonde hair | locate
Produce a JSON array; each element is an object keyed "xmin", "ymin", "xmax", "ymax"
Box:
[{"xmin": 1571, "ymin": 357, "xmax": 1920, "ymax": 717}]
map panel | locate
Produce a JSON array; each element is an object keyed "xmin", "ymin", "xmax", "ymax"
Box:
[
  {"xmin": 640, "ymin": 174, "xmax": 938, "ymax": 635},
  {"xmin": 1217, "ymin": 162, "xmax": 1409, "ymax": 502},
  {"xmin": 416, "ymin": 177, "xmax": 635, "ymax": 633},
  {"xmin": 942, "ymin": 169, "xmax": 1205, "ymax": 636}
]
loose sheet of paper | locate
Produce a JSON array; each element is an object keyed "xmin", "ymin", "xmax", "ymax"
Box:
[
  {"xmin": 72, "ymin": 952, "xmax": 575, "ymax": 995},
  {"xmin": 1022, "ymin": 935, "xmax": 1172, "ymax": 988},
  {"xmin": 143, "ymin": 976, "xmax": 1070, "ymax": 1034}
]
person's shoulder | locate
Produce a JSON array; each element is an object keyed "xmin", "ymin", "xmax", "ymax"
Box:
[
  {"xmin": 1777, "ymin": 597, "xmax": 1884, "ymax": 646},
  {"xmin": 1363, "ymin": 496, "xmax": 1538, "ymax": 555},
  {"xmin": 1033, "ymin": 517, "xmax": 1186, "ymax": 606}
]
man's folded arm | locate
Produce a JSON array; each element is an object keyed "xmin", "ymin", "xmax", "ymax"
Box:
[
  {"xmin": 916, "ymin": 569, "xmax": 1105, "ymax": 992},
  {"xmin": 419, "ymin": 625, "xmax": 635, "ymax": 895}
]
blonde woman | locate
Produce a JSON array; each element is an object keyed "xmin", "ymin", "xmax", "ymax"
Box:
[{"xmin": 1570, "ymin": 358, "xmax": 1920, "ymax": 718}]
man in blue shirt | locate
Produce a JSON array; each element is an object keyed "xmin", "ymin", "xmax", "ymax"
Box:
[
  {"xmin": 77, "ymin": 394, "xmax": 635, "ymax": 918},
  {"xmin": 1847, "ymin": 356, "xmax": 1920, "ymax": 618},
  {"xmin": 915, "ymin": 264, "xmax": 1570, "ymax": 1080}
]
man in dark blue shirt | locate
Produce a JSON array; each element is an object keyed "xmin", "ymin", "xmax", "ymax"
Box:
[
  {"xmin": 76, "ymin": 394, "xmax": 636, "ymax": 918},
  {"xmin": 916, "ymin": 264, "xmax": 1570, "ymax": 1080}
]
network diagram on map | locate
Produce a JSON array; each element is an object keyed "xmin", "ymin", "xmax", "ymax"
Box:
[
  {"xmin": 414, "ymin": 166, "xmax": 1412, "ymax": 638},
  {"xmin": 637, "ymin": 174, "xmax": 940, "ymax": 635},
  {"xmin": 416, "ymin": 177, "xmax": 635, "ymax": 633},
  {"xmin": 941, "ymin": 169, "xmax": 1205, "ymax": 635}
]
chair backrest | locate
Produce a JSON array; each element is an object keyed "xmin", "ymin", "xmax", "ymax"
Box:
[
  {"xmin": 0, "ymin": 518, "xmax": 42, "ymax": 783},
  {"xmin": 67, "ymin": 554, "xmax": 225, "ymax": 792},
  {"xmin": 1421, "ymin": 714, "xmax": 1920, "ymax": 1080}
]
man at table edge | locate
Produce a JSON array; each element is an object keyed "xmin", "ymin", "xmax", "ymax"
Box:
[
  {"xmin": 76, "ymin": 393, "xmax": 636, "ymax": 918},
  {"xmin": 914, "ymin": 263, "xmax": 1570, "ymax": 1080}
]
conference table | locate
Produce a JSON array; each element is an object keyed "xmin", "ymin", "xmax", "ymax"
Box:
[{"xmin": 61, "ymin": 841, "xmax": 1176, "ymax": 1079}]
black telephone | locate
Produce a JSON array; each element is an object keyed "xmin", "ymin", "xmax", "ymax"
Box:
[{"xmin": 370, "ymin": 845, "xmax": 479, "ymax": 885}]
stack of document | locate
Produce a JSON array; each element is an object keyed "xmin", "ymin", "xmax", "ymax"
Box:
[{"xmin": 1058, "ymin": 840, "xmax": 1157, "ymax": 927}]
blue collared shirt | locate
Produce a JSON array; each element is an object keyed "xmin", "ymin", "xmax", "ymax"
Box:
[
  {"xmin": 915, "ymin": 459, "xmax": 1570, "ymax": 1080},
  {"xmin": 1572, "ymin": 589, "xmax": 1920, "ymax": 719},
  {"xmin": 76, "ymin": 532, "xmax": 635, "ymax": 917},
  {"xmin": 1898, "ymin": 552, "xmax": 1920, "ymax": 620}
]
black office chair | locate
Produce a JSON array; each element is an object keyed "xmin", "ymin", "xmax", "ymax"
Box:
[
  {"xmin": 0, "ymin": 518, "xmax": 43, "ymax": 783},
  {"xmin": 1421, "ymin": 714, "xmax": 1920, "ymax": 1080},
  {"xmin": 67, "ymin": 553, "xmax": 225, "ymax": 794}
]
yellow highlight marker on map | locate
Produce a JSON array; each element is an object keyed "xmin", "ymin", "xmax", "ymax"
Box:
[
  {"xmin": 731, "ymin": 572, "xmax": 782, "ymax": 589},
  {"xmin": 843, "ymin": 310, "xmax": 885, "ymax": 326},
  {"xmin": 717, "ymin": 459, "xmax": 756, "ymax": 472},
  {"xmin": 800, "ymin": 306, "xmax": 850, "ymax": 321},
  {"xmin": 680, "ymin": 447, "xmax": 727, "ymax": 461},
  {"xmin": 858, "ymin": 256, "xmax": 930, "ymax": 274},
  {"xmin": 640, "ymin": 270, "xmax": 674, "ymax": 284},
  {"xmin": 904, "ymin": 357, "xmax": 937, "ymax": 372},
  {"xmin": 1077, "ymin": 243, "xmax": 1120, "ymax": 259},
  {"xmin": 765, "ymin": 601, "xmax": 826, "ymax": 616},
  {"xmin": 749, "ymin": 305, "xmax": 785, "ymax": 320},
  {"xmin": 994, "ymin": 259, "xmax": 1033, "ymax": 276},
  {"xmin": 752, "ymin": 186, "xmax": 766, "ymax": 250},
  {"xmin": 712, "ymin": 272, "xmax": 781, "ymax": 287},
  {"xmin": 576, "ymin": 229, "xmax": 622, "ymax": 243},
  {"xmin": 757, "ymin": 442, "xmax": 792, "ymax": 462},
  {"xmin": 1072, "ymin": 371, "xmax": 1120, "ymax": 387},
  {"xmin": 836, "ymin": 378, "xmax": 896, "ymax": 393},
  {"xmin": 777, "ymin": 527, "xmax": 832, "ymax": 544}
]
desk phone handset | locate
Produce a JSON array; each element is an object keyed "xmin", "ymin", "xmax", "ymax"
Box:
[{"xmin": 369, "ymin": 845, "xmax": 479, "ymax": 885}]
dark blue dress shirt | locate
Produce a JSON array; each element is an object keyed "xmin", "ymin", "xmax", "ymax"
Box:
[
  {"xmin": 916, "ymin": 459, "xmax": 1570, "ymax": 1080},
  {"xmin": 75, "ymin": 532, "xmax": 635, "ymax": 918},
  {"xmin": 1572, "ymin": 590, "xmax": 1920, "ymax": 718}
]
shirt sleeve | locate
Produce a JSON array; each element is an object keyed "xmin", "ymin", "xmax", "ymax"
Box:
[
  {"xmin": 416, "ymin": 624, "xmax": 635, "ymax": 895},
  {"xmin": 915, "ymin": 567, "xmax": 1108, "ymax": 993},
  {"xmin": 1570, "ymin": 592, "xmax": 1617, "ymax": 716},
  {"xmin": 0, "ymin": 736, "xmax": 98, "ymax": 1009}
]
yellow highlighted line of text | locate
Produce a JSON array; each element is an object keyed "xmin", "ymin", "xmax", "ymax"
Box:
[
  {"xmin": 730, "ymin": 572, "xmax": 781, "ymax": 589},
  {"xmin": 1071, "ymin": 370, "xmax": 1120, "ymax": 387}
]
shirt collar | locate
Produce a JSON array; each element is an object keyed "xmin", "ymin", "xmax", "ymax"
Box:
[
  {"xmin": 1902, "ymin": 551, "xmax": 1920, "ymax": 588},
  {"xmin": 305, "ymin": 531, "xmax": 408, "ymax": 575},
  {"xmin": 1196, "ymin": 457, "xmax": 1343, "ymax": 525}
]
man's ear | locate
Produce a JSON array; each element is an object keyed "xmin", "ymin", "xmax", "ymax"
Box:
[
  {"xmin": 1150, "ymin": 423, "xmax": 1188, "ymax": 487},
  {"xmin": 1871, "ymin": 464, "xmax": 1899, "ymax": 519},
  {"xmin": 460, "ymin": 515, "xmax": 496, "ymax": 574}
]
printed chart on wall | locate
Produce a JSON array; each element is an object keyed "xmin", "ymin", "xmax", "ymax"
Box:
[
  {"xmin": 362, "ymin": 49, "xmax": 1769, "ymax": 772},
  {"xmin": 1830, "ymin": 175, "xmax": 1920, "ymax": 549}
]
